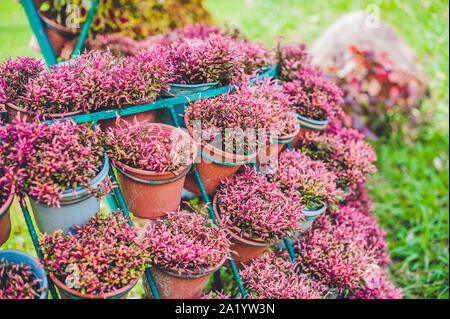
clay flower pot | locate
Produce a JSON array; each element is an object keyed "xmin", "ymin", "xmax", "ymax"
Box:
[
  {"xmin": 29, "ymin": 154, "xmax": 110, "ymax": 234},
  {"xmin": 0, "ymin": 249, "xmax": 48, "ymax": 299},
  {"xmin": 113, "ymin": 124, "xmax": 196, "ymax": 219},
  {"xmin": 0, "ymin": 185, "xmax": 15, "ymax": 247},
  {"xmin": 183, "ymin": 117, "xmax": 257, "ymax": 195},
  {"xmin": 143, "ymin": 259, "xmax": 226, "ymax": 299},
  {"xmin": 4, "ymin": 102, "xmax": 82, "ymax": 123},
  {"xmin": 290, "ymin": 113, "xmax": 328, "ymax": 147},
  {"xmin": 38, "ymin": 9, "xmax": 80, "ymax": 58},
  {"xmin": 256, "ymin": 122, "xmax": 301, "ymax": 170},
  {"xmin": 212, "ymin": 193, "xmax": 268, "ymax": 268},
  {"xmin": 50, "ymin": 273, "xmax": 138, "ymax": 299}
]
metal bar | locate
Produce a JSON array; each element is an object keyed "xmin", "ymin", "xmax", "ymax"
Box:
[
  {"xmin": 19, "ymin": 199, "xmax": 59, "ymax": 299},
  {"xmin": 20, "ymin": 0, "xmax": 58, "ymax": 66},
  {"xmin": 73, "ymin": 0, "xmax": 99, "ymax": 55}
]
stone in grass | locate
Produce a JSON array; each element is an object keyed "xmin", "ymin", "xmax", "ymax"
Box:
[{"xmin": 309, "ymin": 11, "xmax": 429, "ymax": 108}]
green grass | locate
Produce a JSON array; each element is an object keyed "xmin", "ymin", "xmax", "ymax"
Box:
[{"xmin": 1, "ymin": 0, "xmax": 448, "ymax": 299}]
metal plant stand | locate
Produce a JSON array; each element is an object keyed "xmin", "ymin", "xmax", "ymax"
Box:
[{"xmin": 17, "ymin": 0, "xmax": 299, "ymax": 299}]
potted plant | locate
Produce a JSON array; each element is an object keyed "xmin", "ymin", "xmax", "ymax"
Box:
[
  {"xmin": 0, "ymin": 167, "xmax": 14, "ymax": 247},
  {"xmin": 269, "ymin": 149, "xmax": 341, "ymax": 250},
  {"xmin": 35, "ymin": 0, "xmax": 84, "ymax": 57},
  {"xmin": 296, "ymin": 128, "xmax": 377, "ymax": 193},
  {"xmin": 39, "ymin": 212, "xmax": 149, "ymax": 299},
  {"xmin": 235, "ymin": 39, "xmax": 273, "ymax": 78},
  {"xmin": 212, "ymin": 168, "xmax": 304, "ymax": 266},
  {"xmin": 184, "ymin": 83, "xmax": 281, "ymax": 195},
  {"xmin": 0, "ymin": 56, "xmax": 44, "ymax": 122},
  {"xmin": 0, "ymin": 118, "xmax": 115, "ymax": 234},
  {"xmin": 79, "ymin": 49, "xmax": 174, "ymax": 130},
  {"xmin": 247, "ymin": 79, "xmax": 300, "ymax": 171},
  {"xmin": 161, "ymin": 34, "xmax": 243, "ymax": 127},
  {"xmin": 282, "ymin": 74, "xmax": 345, "ymax": 146},
  {"xmin": 143, "ymin": 209, "xmax": 230, "ymax": 299},
  {"xmin": 0, "ymin": 249, "xmax": 48, "ymax": 299},
  {"xmin": 239, "ymin": 251, "xmax": 325, "ymax": 299},
  {"xmin": 101, "ymin": 120, "xmax": 196, "ymax": 219},
  {"xmin": 275, "ymin": 42, "xmax": 312, "ymax": 83}
]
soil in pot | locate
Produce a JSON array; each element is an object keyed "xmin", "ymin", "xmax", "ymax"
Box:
[
  {"xmin": 183, "ymin": 117, "xmax": 257, "ymax": 195},
  {"xmin": 113, "ymin": 123, "xmax": 196, "ymax": 219}
]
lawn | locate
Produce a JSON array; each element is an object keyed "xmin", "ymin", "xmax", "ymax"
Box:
[{"xmin": 0, "ymin": 0, "xmax": 448, "ymax": 299}]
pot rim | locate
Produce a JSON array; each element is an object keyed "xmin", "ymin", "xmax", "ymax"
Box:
[
  {"xmin": 49, "ymin": 272, "xmax": 139, "ymax": 299},
  {"xmin": 212, "ymin": 192, "xmax": 271, "ymax": 247},
  {"xmin": 302, "ymin": 201, "xmax": 327, "ymax": 218},
  {"xmin": 296, "ymin": 112, "xmax": 329, "ymax": 127},
  {"xmin": 6, "ymin": 102, "xmax": 83, "ymax": 119},
  {"xmin": 153, "ymin": 256, "xmax": 227, "ymax": 280},
  {"xmin": 168, "ymin": 82, "xmax": 220, "ymax": 88},
  {"xmin": 0, "ymin": 249, "xmax": 48, "ymax": 299},
  {"xmin": 184, "ymin": 116, "xmax": 258, "ymax": 163},
  {"xmin": 272, "ymin": 121, "xmax": 301, "ymax": 143},
  {"xmin": 112, "ymin": 123, "xmax": 197, "ymax": 178},
  {"xmin": 0, "ymin": 184, "xmax": 14, "ymax": 220}
]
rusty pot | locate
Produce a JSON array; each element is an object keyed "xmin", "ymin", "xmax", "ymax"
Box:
[
  {"xmin": 143, "ymin": 259, "xmax": 226, "ymax": 299},
  {"xmin": 183, "ymin": 117, "xmax": 257, "ymax": 195},
  {"xmin": 113, "ymin": 123, "xmax": 196, "ymax": 219},
  {"xmin": 212, "ymin": 193, "xmax": 268, "ymax": 268},
  {"xmin": 50, "ymin": 273, "xmax": 138, "ymax": 299},
  {"xmin": 0, "ymin": 185, "xmax": 14, "ymax": 247}
]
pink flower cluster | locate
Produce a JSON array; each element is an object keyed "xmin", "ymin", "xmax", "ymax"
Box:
[
  {"xmin": 101, "ymin": 119, "xmax": 194, "ymax": 173},
  {"xmin": 297, "ymin": 128, "xmax": 377, "ymax": 189},
  {"xmin": 239, "ymin": 251, "xmax": 325, "ymax": 299},
  {"xmin": 144, "ymin": 209, "xmax": 230, "ymax": 273},
  {"xmin": 0, "ymin": 118, "xmax": 115, "ymax": 207},
  {"xmin": 272, "ymin": 149, "xmax": 341, "ymax": 208},
  {"xmin": 218, "ymin": 168, "xmax": 305, "ymax": 242},
  {"xmin": 39, "ymin": 212, "xmax": 149, "ymax": 297},
  {"xmin": 0, "ymin": 259, "xmax": 44, "ymax": 299}
]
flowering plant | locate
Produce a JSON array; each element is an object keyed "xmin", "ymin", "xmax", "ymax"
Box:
[
  {"xmin": 217, "ymin": 168, "xmax": 304, "ymax": 242},
  {"xmin": 297, "ymin": 129, "xmax": 377, "ymax": 189},
  {"xmin": 167, "ymin": 34, "xmax": 243, "ymax": 85},
  {"xmin": 39, "ymin": 212, "xmax": 149, "ymax": 296},
  {"xmin": 275, "ymin": 42, "xmax": 317, "ymax": 82},
  {"xmin": 282, "ymin": 75, "xmax": 345, "ymax": 123},
  {"xmin": 327, "ymin": 45, "xmax": 421, "ymax": 138},
  {"xmin": 236, "ymin": 40, "xmax": 272, "ymax": 77},
  {"xmin": 0, "ymin": 56, "xmax": 44, "ymax": 104},
  {"xmin": 239, "ymin": 251, "xmax": 325, "ymax": 299},
  {"xmin": 144, "ymin": 208, "xmax": 230, "ymax": 273},
  {"xmin": 0, "ymin": 260, "xmax": 44, "ymax": 299},
  {"xmin": 101, "ymin": 119, "xmax": 194, "ymax": 173},
  {"xmin": 270, "ymin": 149, "xmax": 340, "ymax": 208},
  {"xmin": 0, "ymin": 118, "xmax": 115, "ymax": 207}
]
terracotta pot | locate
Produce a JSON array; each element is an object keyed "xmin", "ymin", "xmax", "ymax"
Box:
[
  {"xmin": 256, "ymin": 122, "xmax": 301, "ymax": 170},
  {"xmin": 183, "ymin": 117, "xmax": 257, "ymax": 195},
  {"xmin": 0, "ymin": 186, "xmax": 14, "ymax": 247},
  {"xmin": 212, "ymin": 193, "xmax": 268, "ymax": 268},
  {"xmin": 113, "ymin": 123, "xmax": 196, "ymax": 219},
  {"xmin": 4, "ymin": 102, "xmax": 82, "ymax": 123},
  {"xmin": 290, "ymin": 113, "xmax": 328, "ymax": 148},
  {"xmin": 38, "ymin": 10, "xmax": 80, "ymax": 57},
  {"xmin": 143, "ymin": 260, "xmax": 225, "ymax": 299},
  {"xmin": 50, "ymin": 273, "xmax": 138, "ymax": 299}
]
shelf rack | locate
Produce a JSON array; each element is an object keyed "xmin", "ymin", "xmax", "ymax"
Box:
[{"xmin": 16, "ymin": 0, "xmax": 299, "ymax": 299}]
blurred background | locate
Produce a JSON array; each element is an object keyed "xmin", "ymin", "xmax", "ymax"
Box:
[{"xmin": 0, "ymin": 0, "xmax": 448, "ymax": 299}]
